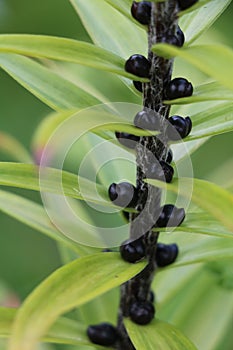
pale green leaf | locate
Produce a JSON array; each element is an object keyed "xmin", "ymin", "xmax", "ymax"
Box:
[
  {"xmin": 170, "ymin": 236, "xmax": 233, "ymax": 268},
  {"xmin": 48, "ymin": 60, "xmax": 141, "ymax": 105},
  {"xmin": 0, "ymin": 131, "xmax": 32, "ymax": 163},
  {"xmin": 0, "ymin": 162, "xmax": 108, "ymax": 205},
  {"xmin": 186, "ymin": 101, "xmax": 233, "ymax": 140},
  {"xmin": 0, "ymin": 308, "xmax": 105, "ymax": 349},
  {"xmin": 30, "ymin": 108, "xmax": 156, "ymax": 164},
  {"xmin": 159, "ymin": 212, "xmax": 233, "ymax": 239},
  {"xmin": 158, "ymin": 230, "xmax": 233, "ymax": 268},
  {"xmin": 104, "ymin": 0, "xmax": 139, "ymax": 24},
  {"xmin": 164, "ymin": 81, "xmax": 233, "ymax": 105},
  {"xmin": 69, "ymin": 0, "xmax": 147, "ymax": 57},
  {"xmin": 152, "ymin": 43, "xmax": 233, "ymax": 91},
  {"xmin": 9, "ymin": 253, "xmax": 146, "ymax": 350},
  {"xmin": 0, "ymin": 53, "xmax": 99, "ymax": 111},
  {"xmin": 0, "ymin": 34, "xmax": 148, "ymax": 82},
  {"xmin": 173, "ymin": 138, "xmax": 209, "ymax": 163},
  {"xmin": 125, "ymin": 318, "xmax": 198, "ymax": 350},
  {"xmin": 180, "ymin": 0, "xmax": 232, "ymax": 44},
  {"xmin": 0, "ymin": 189, "xmax": 88, "ymax": 255},
  {"xmin": 147, "ymin": 178, "xmax": 233, "ymax": 232}
]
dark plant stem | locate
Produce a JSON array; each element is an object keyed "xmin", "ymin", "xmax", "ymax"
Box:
[{"xmin": 116, "ymin": 1, "xmax": 179, "ymax": 349}]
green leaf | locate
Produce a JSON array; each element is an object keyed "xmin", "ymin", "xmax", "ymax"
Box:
[
  {"xmin": 152, "ymin": 43, "xmax": 233, "ymax": 91},
  {"xmin": 159, "ymin": 212, "xmax": 233, "ymax": 239},
  {"xmin": 180, "ymin": 0, "xmax": 232, "ymax": 44},
  {"xmin": 170, "ymin": 236, "xmax": 233, "ymax": 268},
  {"xmin": 0, "ymin": 131, "xmax": 32, "ymax": 163},
  {"xmin": 179, "ymin": 285, "xmax": 233, "ymax": 350},
  {"xmin": 125, "ymin": 318, "xmax": 198, "ymax": 350},
  {"xmin": 0, "ymin": 34, "xmax": 148, "ymax": 82},
  {"xmin": 164, "ymin": 81, "xmax": 233, "ymax": 105},
  {"xmin": 30, "ymin": 108, "xmax": 156, "ymax": 164},
  {"xmin": 104, "ymin": 0, "xmax": 138, "ymax": 24},
  {"xmin": 0, "ymin": 308, "xmax": 105, "ymax": 349},
  {"xmin": 69, "ymin": 0, "xmax": 147, "ymax": 57},
  {"xmin": 0, "ymin": 189, "xmax": 88, "ymax": 255},
  {"xmin": 147, "ymin": 178, "xmax": 233, "ymax": 232},
  {"xmin": 0, "ymin": 162, "xmax": 108, "ymax": 205},
  {"xmin": 9, "ymin": 253, "xmax": 146, "ymax": 350},
  {"xmin": 0, "ymin": 53, "xmax": 99, "ymax": 111},
  {"xmin": 186, "ymin": 101, "xmax": 233, "ymax": 140}
]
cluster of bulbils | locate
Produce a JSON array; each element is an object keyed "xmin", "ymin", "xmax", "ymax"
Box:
[{"xmin": 87, "ymin": 0, "xmax": 198, "ymax": 347}]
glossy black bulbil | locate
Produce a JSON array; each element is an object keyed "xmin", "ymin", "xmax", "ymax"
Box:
[
  {"xmin": 108, "ymin": 182, "xmax": 138, "ymax": 208},
  {"xmin": 133, "ymin": 80, "xmax": 143, "ymax": 92},
  {"xmin": 167, "ymin": 115, "xmax": 192, "ymax": 140},
  {"xmin": 165, "ymin": 77, "xmax": 193, "ymax": 100},
  {"xmin": 115, "ymin": 131, "xmax": 140, "ymax": 149},
  {"xmin": 129, "ymin": 301, "xmax": 155, "ymax": 325},
  {"xmin": 134, "ymin": 110, "xmax": 160, "ymax": 130},
  {"xmin": 163, "ymin": 26, "xmax": 185, "ymax": 47},
  {"xmin": 156, "ymin": 204, "xmax": 185, "ymax": 228},
  {"xmin": 156, "ymin": 243, "xmax": 179, "ymax": 267},
  {"xmin": 178, "ymin": 0, "xmax": 198, "ymax": 10},
  {"xmin": 87, "ymin": 323, "xmax": 118, "ymax": 346},
  {"xmin": 146, "ymin": 160, "xmax": 174, "ymax": 183},
  {"xmin": 125, "ymin": 54, "xmax": 151, "ymax": 78},
  {"xmin": 131, "ymin": 1, "xmax": 152, "ymax": 25},
  {"xmin": 120, "ymin": 237, "xmax": 146, "ymax": 263}
]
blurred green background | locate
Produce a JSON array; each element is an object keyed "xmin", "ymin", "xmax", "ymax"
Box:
[{"xmin": 0, "ymin": 0, "xmax": 232, "ymax": 310}]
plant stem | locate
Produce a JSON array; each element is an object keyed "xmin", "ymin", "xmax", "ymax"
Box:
[{"xmin": 116, "ymin": 1, "xmax": 179, "ymax": 349}]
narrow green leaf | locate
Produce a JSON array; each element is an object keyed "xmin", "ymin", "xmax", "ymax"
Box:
[
  {"xmin": 170, "ymin": 236, "xmax": 233, "ymax": 268},
  {"xmin": 104, "ymin": 0, "xmax": 138, "ymax": 24},
  {"xmin": 180, "ymin": 286, "xmax": 233, "ymax": 350},
  {"xmin": 30, "ymin": 108, "xmax": 156, "ymax": 166},
  {"xmin": 9, "ymin": 253, "xmax": 146, "ymax": 350},
  {"xmin": 147, "ymin": 178, "xmax": 233, "ymax": 232},
  {"xmin": 164, "ymin": 81, "xmax": 233, "ymax": 105},
  {"xmin": 0, "ymin": 131, "xmax": 32, "ymax": 163},
  {"xmin": 125, "ymin": 318, "xmax": 198, "ymax": 350},
  {"xmin": 152, "ymin": 44, "xmax": 233, "ymax": 91},
  {"xmin": 0, "ymin": 308, "xmax": 105, "ymax": 349},
  {"xmin": 69, "ymin": 0, "xmax": 147, "ymax": 57},
  {"xmin": 159, "ymin": 212, "xmax": 233, "ymax": 239},
  {"xmin": 173, "ymin": 138, "xmax": 209, "ymax": 163},
  {"xmin": 0, "ymin": 162, "xmax": 108, "ymax": 205},
  {"xmin": 105, "ymin": 0, "xmax": 166, "ymax": 23},
  {"xmin": 0, "ymin": 189, "xmax": 88, "ymax": 255},
  {"xmin": 186, "ymin": 102, "xmax": 233, "ymax": 140},
  {"xmin": 0, "ymin": 53, "xmax": 99, "ymax": 111},
  {"xmin": 0, "ymin": 34, "xmax": 148, "ymax": 82},
  {"xmin": 180, "ymin": 0, "xmax": 232, "ymax": 44}
]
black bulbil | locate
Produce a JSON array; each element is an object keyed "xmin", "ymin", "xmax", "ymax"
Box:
[
  {"xmin": 156, "ymin": 204, "xmax": 185, "ymax": 228},
  {"xmin": 131, "ymin": 1, "xmax": 152, "ymax": 25},
  {"xmin": 87, "ymin": 323, "xmax": 118, "ymax": 346},
  {"xmin": 108, "ymin": 182, "xmax": 138, "ymax": 208},
  {"xmin": 165, "ymin": 77, "xmax": 193, "ymax": 100},
  {"xmin": 129, "ymin": 301, "xmax": 155, "ymax": 325},
  {"xmin": 134, "ymin": 110, "xmax": 160, "ymax": 130},
  {"xmin": 125, "ymin": 54, "xmax": 151, "ymax": 78},
  {"xmin": 120, "ymin": 237, "xmax": 146, "ymax": 263},
  {"xmin": 156, "ymin": 243, "xmax": 179, "ymax": 267},
  {"xmin": 115, "ymin": 131, "xmax": 140, "ymax": 149}
]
